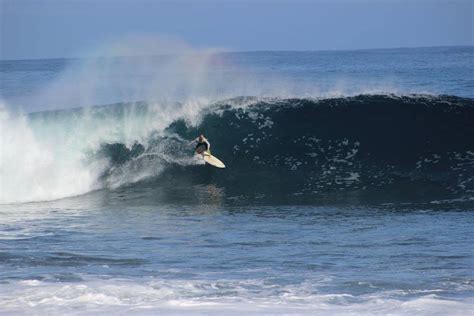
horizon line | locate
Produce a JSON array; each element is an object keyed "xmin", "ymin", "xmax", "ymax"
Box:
[{"xmin": 1, "ymin": 44, "xmax": 472, "ymax": 62}]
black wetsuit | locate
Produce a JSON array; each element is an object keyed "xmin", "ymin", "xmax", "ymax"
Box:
[{"xmin": 195, "ymin": 142, "xmax": 209, "ymax": 153}]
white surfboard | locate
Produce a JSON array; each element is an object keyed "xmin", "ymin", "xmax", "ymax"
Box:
[{"xmin": 202, "ymin": 152, "xmax": 225, "ymax": 168}]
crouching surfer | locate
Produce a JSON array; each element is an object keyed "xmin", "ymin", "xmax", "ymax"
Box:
[
  {"xmin": 189, "ymin": 134, "xmax": 211, "ymax": 155},
  {"xmin": 189, "ymin": 134, "xmax": 226, "ymax": 168}
]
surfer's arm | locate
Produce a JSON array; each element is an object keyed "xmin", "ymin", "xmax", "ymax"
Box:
[
  {"xmin": 188, "ymin": 137, "xmax": 199, "ymax": 146},
  {"xmin": 204, "ymin": 139, "xmax": 210, "ymax": 151}
]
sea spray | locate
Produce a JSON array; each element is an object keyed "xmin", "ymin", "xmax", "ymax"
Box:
[{"xmin": 0, "ymin": 103, "xmax": 105, "ymax": 203}]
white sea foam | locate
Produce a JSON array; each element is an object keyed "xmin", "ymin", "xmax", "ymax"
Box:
[
  {"xmin": 0, "ymin": 279, "xmax": 472, "ymax": 315},
  {"xmin": 0, "ymin": 102, "xmax": 106, "ymax": 204}
]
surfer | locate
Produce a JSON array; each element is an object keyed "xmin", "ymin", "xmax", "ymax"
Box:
[
  {"xmin": 189, "ymin": 134, "xmax": 225, "ymax": 168},
  {"xmin": 190, "ymin": 134, "xmax": 211, "ymax": 154}
]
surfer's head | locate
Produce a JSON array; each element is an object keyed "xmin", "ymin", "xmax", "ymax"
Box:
[{"xmin": 199, "ymin": 134, "xmax": 204, "ymax": 141}]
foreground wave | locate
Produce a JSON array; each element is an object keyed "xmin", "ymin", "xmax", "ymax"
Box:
[
  {"xmin": 1, "ymin": 278, "xmax": 472, "ymax": 316},
  {"xmin": 2, "ymin": 94, "xmax": 473, "ymax": 204}
]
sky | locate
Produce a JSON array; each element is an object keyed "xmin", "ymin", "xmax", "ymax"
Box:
[{"xmin": 0, "ymin": 0, "xmax": 472, "ymax": 60}]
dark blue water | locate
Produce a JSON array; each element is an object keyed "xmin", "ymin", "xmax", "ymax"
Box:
[{"xmin": 0, "ymin": 47, "xmax": 473, "ymax": 314}]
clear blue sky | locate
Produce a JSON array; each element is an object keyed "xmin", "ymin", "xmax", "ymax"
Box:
[{"xmin": 1, "ymin": 0, "xmax": 472, "ymax": 60}]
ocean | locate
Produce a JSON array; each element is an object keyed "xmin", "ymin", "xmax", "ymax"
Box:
[{"xmin": 0, "ymin": 46, "xmax": 473, "ymax": 315}]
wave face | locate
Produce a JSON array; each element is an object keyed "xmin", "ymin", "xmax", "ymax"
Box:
[
  {"xmin": 2, "ymin": 94, "xmax": 474, "ymax": 204},
  {"xmin": 160, "ymin": 94, "xmax": 474, "ymax": 203}
]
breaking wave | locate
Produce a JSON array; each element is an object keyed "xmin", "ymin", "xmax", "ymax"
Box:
[{"xmin": 1, "ymin": 94, "xmax": 473, "ymax": 204}]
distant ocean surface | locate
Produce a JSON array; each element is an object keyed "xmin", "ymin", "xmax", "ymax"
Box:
[{"xmin": 0, "ymin": 46, "xmax": 473, "ymax": 315}]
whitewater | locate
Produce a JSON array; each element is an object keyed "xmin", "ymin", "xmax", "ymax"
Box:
[{"xmin": 0, "ymin": 41, "xmax": 473, "ymax": 315}]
